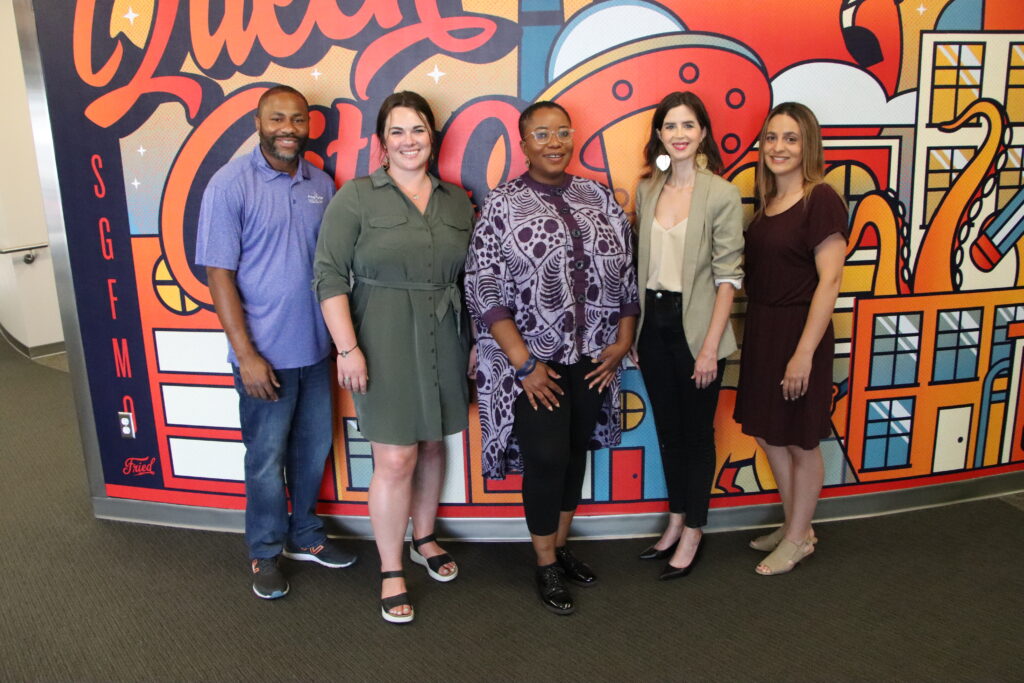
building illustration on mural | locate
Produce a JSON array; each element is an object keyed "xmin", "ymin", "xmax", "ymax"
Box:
[
  {"xmin": 33, "ymin": 0, "xmax": 1024, "ymax": 525},
  {"xmin": 839, "ymin": 32, "xmax": 1024, "ymax": 484}
]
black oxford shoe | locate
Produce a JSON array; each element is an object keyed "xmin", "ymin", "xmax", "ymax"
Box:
[
  {"xmin": 555, "ymin": 546, "xmax": 598, "ymax": 586},
  {"xmin": 535, "ymin": 564, "xmax": 574, "ymax": 615}
]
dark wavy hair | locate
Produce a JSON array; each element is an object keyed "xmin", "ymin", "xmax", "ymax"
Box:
[
  {"xmin": 641, "ymin": 91, "xmax": 723, "ymax": 177},
  {"xmin": 375, "ymin": 91, "xmax": 438, "ymax": 165}
]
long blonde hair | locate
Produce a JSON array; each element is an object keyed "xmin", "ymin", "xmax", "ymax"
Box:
[{"xmin": 754, "ymin": 102, "xmax": 825, "ymax": 214}]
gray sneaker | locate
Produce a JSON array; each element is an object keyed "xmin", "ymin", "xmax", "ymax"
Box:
[
  {"xmin": 282, "ymin": 539, "xmax": 357, "ymax": 568},
  {"xmin": 251, "ymin": 557, "xmax": 289, "ymax": 599}
]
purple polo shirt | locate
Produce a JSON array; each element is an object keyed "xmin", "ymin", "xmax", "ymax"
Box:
[{"xmin": 195, "ymin": 146, "xmax": 334, "ymax": 369}]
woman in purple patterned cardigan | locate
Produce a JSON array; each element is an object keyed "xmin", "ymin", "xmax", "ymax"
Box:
[{"xmin": 465, "ymin": 102, "xmax": 640, "ymax": 615}]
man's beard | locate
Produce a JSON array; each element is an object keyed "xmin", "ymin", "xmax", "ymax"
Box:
[{"xmin": 259, "ymin": 131, "xmax": 307, "ymax": 163}]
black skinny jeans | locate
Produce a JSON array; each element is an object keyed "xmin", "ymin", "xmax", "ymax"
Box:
[
  {"xmin": 513, "ymin": 360, "xmax": 606, "ymax": 536},
  {"xmin": 637, "ymin": 290, "xmax": 724, "ymax": 528}
]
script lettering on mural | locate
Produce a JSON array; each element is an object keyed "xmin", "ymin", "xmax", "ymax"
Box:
[{"xmin": 122, "ymin": 457, "xmax": 157, "ymax": 476}]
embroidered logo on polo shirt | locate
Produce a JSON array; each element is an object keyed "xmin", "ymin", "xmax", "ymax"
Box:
[{"xmin": 307, "ymin": 191, "xmax": 325, "ymax": 204}]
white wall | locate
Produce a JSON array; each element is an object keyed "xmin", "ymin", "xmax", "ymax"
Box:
[{"xmin": 0, "ymin": 0, "xmax": 63, "ymax": 352}]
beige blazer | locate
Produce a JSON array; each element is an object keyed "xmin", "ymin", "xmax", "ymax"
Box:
[{"xmin": 634, "ymin": 168, "xmax": 744, "ymax": 359}]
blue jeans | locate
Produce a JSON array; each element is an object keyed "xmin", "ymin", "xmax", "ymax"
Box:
[{"xmin": 233, "ymin": 357, "xmax": 332, "ymax": 559}]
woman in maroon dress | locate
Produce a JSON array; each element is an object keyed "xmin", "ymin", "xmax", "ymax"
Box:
[{"xmin": 733, "ymin": 102, "xmax": 848, "ymax": 575}]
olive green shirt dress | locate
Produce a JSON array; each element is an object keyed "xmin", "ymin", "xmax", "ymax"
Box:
[{"xmin": 314, "ymin": 168, "xmax": 474, "ymax": 445}]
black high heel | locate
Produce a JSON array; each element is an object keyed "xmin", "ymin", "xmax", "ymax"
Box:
[
  {"xmin": 638, "ymin": 539, "xmax": 678, "ymax": 560},
  {"xmin": 659, "ymin": 542, "xmax": 704, "ymax": 581}
]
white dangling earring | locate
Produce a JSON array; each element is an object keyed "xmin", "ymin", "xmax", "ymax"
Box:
[{"xmin": 655, "ymin": 154, "xmax": 670, "ymax": 172}]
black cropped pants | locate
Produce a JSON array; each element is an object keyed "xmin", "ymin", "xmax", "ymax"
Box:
[
  {"xmin": 513, "ymin": 360, "xmax": 605, "ymax": 536},
  {"xmin": 637, "ymin": 290, "xmax": 724, "ymax": 528}
]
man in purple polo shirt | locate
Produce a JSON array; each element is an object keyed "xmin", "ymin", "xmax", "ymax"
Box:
[{"xmin": 196, "ymin": 85, "xmax": 356, "ymax": 599}]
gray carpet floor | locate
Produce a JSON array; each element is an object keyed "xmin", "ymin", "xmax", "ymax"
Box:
[{"xmin": 2, "ymin": 338, "xmax": 1023, "ymax": 682}]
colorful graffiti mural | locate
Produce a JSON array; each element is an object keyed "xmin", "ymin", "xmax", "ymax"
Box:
[{"xmin": 33, "ymin": 0, "xmax": 1024, "ymax": 528}]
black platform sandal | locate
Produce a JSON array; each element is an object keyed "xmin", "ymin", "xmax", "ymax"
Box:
[
  {"xmin": 380, "ymin": 570, "xmax": 414, "ymax": 624},
  {"xmin": 409, "ymin": 533, "xmax": 458, "ymax": 582}
]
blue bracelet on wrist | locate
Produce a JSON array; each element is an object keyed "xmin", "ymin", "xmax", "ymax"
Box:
[{"xmin": 515, "ymin": 355, "xmax": 538, "ymax": 380}]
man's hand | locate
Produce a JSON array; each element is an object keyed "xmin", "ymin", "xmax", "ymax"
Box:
[{"xmin": 238, "ymin": 351, "xmax": 280, "ymax": 401}]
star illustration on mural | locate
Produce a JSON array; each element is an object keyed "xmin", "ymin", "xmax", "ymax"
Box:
[
  {"xmin": 136, "ymin": 145, "xmax": 146, "ymax": 156},
  {"xmin": 123, "ymin": 7, "xmax": 139, "ymax": 24},
  {"xmin": 427, "ymin": 64, "xmax": 445, "ymax": 83},
  {"xmin": 917, "ymin": 3, "xmax": 927, "ymax": 15},
  {"xmin": 311, "ymin": 68, "xmax": 322, "ymax": 81},
  {"xmin": 130, "ymin": 178, "xmax": 140, "ymax": 190}
]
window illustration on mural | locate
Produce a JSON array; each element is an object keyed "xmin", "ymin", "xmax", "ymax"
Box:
[
  {"xmin": 925, "ymin": 146, "xmax": 974, "ymax": 223},
  {"xmin": 619, "ymin": 390, "xmax": 646, "ymax": 432},
  {"xmin": 933, "ymin": 308, "xmax": 983, "ymax": 383},
  {"xmin": 870, "ymin": 313, "xmax": 923, "ymax": 388},
  {"xmin": 343, "ymin": 419, "xmax": 372, "ymax": 493},
  {"xmin": 1004, "ymin": 43, "xmax": 1024, "ymax": 123},
  {"xmin": 863, "ymin": 397, "xmax": 914, "ymax": 471},
  {"xmin": 992, "ymin": 305, "xmax": 1024, "ymax": 366},
  {"xmin": 931, "ymin": 42, "xmax": 985, "ymax": 123}
]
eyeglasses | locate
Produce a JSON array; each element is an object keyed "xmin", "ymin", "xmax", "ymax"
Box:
[{"xmin": 526, "ymin": 128, "xmax": 574, "ymax": 144}]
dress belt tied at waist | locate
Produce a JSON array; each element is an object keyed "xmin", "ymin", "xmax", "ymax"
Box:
[{"xmin": 356, "ymin": 276, "xmax": 462, "ymax": 333}]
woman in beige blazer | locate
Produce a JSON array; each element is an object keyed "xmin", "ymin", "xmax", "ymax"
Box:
[{"xmin": 633, "ymin": 91, "xmax": 744, "ymax": 579}]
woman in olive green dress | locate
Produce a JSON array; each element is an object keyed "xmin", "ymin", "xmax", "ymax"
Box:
[{"xmin": 314, "ymin": 91, "xmax": 474, "ymax": 624}]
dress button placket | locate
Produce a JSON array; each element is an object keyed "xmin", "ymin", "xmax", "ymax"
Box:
[{"xmin": 549, "ymin": 183, "xmax": 589, "ymax": 357}]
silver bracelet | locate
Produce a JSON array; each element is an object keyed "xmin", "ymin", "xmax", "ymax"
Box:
[{"xmin": 338, "ymin": 343, "xmax": 358, "ymax": 358}]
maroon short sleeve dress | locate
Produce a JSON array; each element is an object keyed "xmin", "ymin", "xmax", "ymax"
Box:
[{"xmin": 733, "ymin": 183, "xmax": 849, "ymax": 449}]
